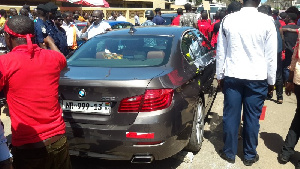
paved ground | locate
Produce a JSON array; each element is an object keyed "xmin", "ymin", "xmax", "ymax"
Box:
[{"xmin": 1, "ymin": 91, "xmax": 299, "ymax": 169}]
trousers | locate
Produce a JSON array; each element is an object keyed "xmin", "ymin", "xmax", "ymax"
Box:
[
  {"xmin": 281, "ymin": 84, "xmax": 300, "ymax": 158},
  {"xmin": 222, "ymin": 77, "xmax": 268, "ymax": 160},
  {"xmin": 275, "ymin": 52, "xmax": 283, "ymax": 100},
  {"xmin": 12, "ymin": 135, "xmax": 72, "ymax": 169}
]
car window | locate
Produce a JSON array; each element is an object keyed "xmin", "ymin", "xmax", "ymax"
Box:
[
  {"xmin": 181, "ymin": 31, "xmax": 210, "ymax": 63},
  {"xmin": 111, "ymin": 23, "xmax": 132, "ymax": 29},
  {"xmin": 67, "ymin": 35, "xmax": 173, "ymax": 68}
]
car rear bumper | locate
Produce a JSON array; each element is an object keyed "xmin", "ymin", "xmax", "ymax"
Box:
[{"xmin": 64, "ymin": 109, "xmax": 193, "ymax": 161}]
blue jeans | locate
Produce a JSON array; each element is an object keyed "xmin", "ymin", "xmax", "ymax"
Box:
[
  {"xmin": 282, "ymin": 49, "xmax": 293, "ymax": 83},
  {"xmin": 222, "ymin": 77, "xmax": 268, "ymax": 160},
  {"xmin": 0, "ymin": 122, "xmax": 10, "ymax": 162}
]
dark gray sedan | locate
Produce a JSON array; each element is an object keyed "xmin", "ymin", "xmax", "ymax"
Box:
[{"xmin": 59, "ymin": 26, "xmax": 218, "ymax": 163}]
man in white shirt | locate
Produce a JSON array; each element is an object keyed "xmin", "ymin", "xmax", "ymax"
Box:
[
  {"xmin": 116, "ymin": 12, "xmax": 126, "ymax": 22},
  {"xmin": 81, "ymin": 10, "xmax": 112, "ymax": 40},
  {"xmin": 134, "ymin": 12, "xmax": 140, "ymax": 26},
  {"xmin": 216, "ymin": 0, "xmax": 277, "ymax": 166},
  {"xmin": 61, "ymin": 11, "xmax": 81, "ymax": 52}
]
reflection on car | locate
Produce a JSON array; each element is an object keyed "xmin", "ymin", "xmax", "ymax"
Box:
[
  {"xmin": 59, "ymin": 26, "xmax": 218, "ymax": 163},
  {"xmin": 161, "ymin": 13, "xmax": 178, "ymax": 25},
  {"xmin": 75, "ymin": 20, "xmax": 134, "ymax": 46}
]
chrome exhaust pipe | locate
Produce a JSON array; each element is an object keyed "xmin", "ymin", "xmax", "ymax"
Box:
[{"xmin": 131, "ymin": 155, "xmax": 154, "ymax": 163}]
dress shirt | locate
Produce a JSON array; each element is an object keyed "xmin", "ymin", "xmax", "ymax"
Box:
[
  {"xmin": 81, "ymin": 21, "xmax": 111, "ymax": 40},
  {"xmin": 134, "ymin": 15, "xmax": 140, "ymax": 25},
  {"xmin": 216, "ymin": 7, "xmax": 277, "ymax": 85},
  {"xmin": 61, "ymin": 22, "xmax": 81, "ymax": 47},
  {"xmin": 116, "ymin": 15, "xmax": 126, "ymax": 22}
]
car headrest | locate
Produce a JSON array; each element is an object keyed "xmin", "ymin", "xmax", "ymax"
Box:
[{"xmin": 147, "ymin": 51, "xmax": 165, "ymax": 59}]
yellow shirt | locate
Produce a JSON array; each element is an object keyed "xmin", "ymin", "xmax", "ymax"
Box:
[
  {"xmin": 0, "ymin": 17, "xmax": 6, "ymax": 27},
  {"xmin": 78, "ymin": 16, "xmax": 86, "ymax": 22}
]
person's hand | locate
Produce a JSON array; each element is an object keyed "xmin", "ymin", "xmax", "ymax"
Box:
[
  {"xmin": 87, "ymin": 17, "xmax": 93, "ymax": 27},
  {"xmin": 43, "ymin": 36, "xmax": 61, "ymax": 53},
  {"xmin": 43, "ymin": 36, "xmax": 55, "ymax": 47},
  {"xmin": 268, "ymin": 85, "xmax": 274, "ymax": 94},
  {"xmin": 217, "ymin": 79, "xmax": 224, "ymax": 92},
  {"xmin": 285, "ymin": 82, "xmax": 294, "ymax": 96}
]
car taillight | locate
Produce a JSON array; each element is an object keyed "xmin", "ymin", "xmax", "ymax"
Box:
[{"xmin": 118, "ymin": 89, "xmax": 174, "ymax": 113}]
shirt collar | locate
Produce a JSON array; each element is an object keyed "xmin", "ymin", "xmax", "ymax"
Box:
[{"xmin": 240, "ymin": 7, "xmax": 259, "ymax": 12}]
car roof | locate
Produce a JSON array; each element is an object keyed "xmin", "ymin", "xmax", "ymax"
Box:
[
  {"xmin": 161, "ymin": 13, "xmax": 178, "ymax": 17},
  {"xmin": 75, "ymin": 20, "xmax": 132, "ymax": 26},
  {"xmin": 96, "ymin": 26, "xmax": 193, "ymax": 37}
]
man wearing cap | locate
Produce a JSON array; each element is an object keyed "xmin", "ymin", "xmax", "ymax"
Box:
[
  {"xmin": 2, "ymin": 15, "xmax": 71, "ymax": 169},
  {"xmin": 141, "ymin": 10, "xmax": 156, "ymax": 26},
  {"xmin": 34, "ymin": 4, "xmax": 49, "ymax": 48},
  {"xmin": 152, "ymin": 8, "xmax": 165, "ymax": 25},
  {"xmin": 45, "ymin": 2, "xmax": 66, "ymax": 54}
]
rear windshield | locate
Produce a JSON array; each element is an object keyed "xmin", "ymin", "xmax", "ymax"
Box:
[{"xmin": 67, "ymin": 35, "xmax": 173, "ymax": 68}]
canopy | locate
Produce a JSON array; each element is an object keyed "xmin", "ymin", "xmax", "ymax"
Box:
[{"xmin": 57, "ymin": 0, "xmax": 110, "ymax": 7}]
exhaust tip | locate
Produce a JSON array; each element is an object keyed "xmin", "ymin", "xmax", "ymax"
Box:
[{"xmin": 131, "ymin": 155, "xmax": 154, "ymax": 163}]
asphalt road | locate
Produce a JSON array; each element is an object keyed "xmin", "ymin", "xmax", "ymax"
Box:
[{"xmin": 1, "ymin": 91, "xmax": 299, "ymax": 169}]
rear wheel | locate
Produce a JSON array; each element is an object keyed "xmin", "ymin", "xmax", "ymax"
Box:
[{"xmin": 185, "ymin": 97, "xmax": 205, "ymax": 152}]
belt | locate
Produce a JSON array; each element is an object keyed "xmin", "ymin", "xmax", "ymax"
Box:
[{"xmin": 16, "ymin": 134, "xmax": 64, "ymax": 149}]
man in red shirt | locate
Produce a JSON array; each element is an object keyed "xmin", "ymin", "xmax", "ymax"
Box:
[
  {"xmin": 197, "ymin": 12, "xmax": 210, "ymax": 39},
  {"xmin": 2, "ymin": 15, "xmax": 71, "ymax": 169},
  {"xmin": 210, "ymin": 10, "xmax": 227, "ymax": 48},
  {"xmin": 171, "ymin": 8, "xmax": 183, "ymax": 26},
  {"xmin": 208, "ymin": 11, "xmax": 220, "ymax": 42}
]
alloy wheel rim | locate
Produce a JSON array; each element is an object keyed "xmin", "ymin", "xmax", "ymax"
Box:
[{"xmin": 196, "ymin": 100, "xmax": 204, "ymax": 144}]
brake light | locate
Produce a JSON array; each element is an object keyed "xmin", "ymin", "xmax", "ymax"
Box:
[
  {"xmin": 118, "ymin": 89, "xmax": 174, "ymax": 113},
  {"xmin": 126, "ymin": 132, "xmax": 154, "ymax": 139}
]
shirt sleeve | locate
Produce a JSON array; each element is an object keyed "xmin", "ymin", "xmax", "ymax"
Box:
[
  {"xmin": 34, "ymin": 22, "xmax": 48, "ymax": 44},
  {"xmin": 104, "ymin": 22, "xmax": 111, "ymax": 30},
  {"xmin": 265, "ymin": 20, "xmax": 278, "ymax": 85},
  {"xmin": 75, "ymin": 25, "xmax": 82, "ymax": 39},
  {"xmin": 193, "ymin": 15, "xmax": 198, "ymax": 28},
  {"xmin": 216, "ymin": 20, "xmax": 227, "ymax": 80},
  {"xmin": 80, "ymin": 26, "xmax": 89, "ymax": 39},
  {"xmin": 57, "ymin": 52, "xmax": 67, "ymax": 70}
]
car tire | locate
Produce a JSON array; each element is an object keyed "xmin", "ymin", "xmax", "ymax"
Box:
[{"xmin": 184, "ymin": 97, "xmax": 205, "ymax": 152}]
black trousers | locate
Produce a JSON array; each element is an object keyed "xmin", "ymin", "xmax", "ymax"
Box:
[
  {"xmin": 275, "ymin": 52, "xmax": 283, "ymax": 100},
  {"xmin": 281, "ymin": 84, "xmax": 300, "ymax": 158},
  {"xmin": 12, "ymin": 136, "xmax": 72, "ymax": 169}
]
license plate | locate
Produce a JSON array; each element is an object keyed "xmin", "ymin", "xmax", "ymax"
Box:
[{"xmin": 61, "ymin": 100, "xmax": 111, "ymax": 115}]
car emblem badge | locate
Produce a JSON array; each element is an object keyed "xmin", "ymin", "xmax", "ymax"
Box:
[{"xmin": 78, "ymin": 89, "xmax": 86, "ymax": 98}]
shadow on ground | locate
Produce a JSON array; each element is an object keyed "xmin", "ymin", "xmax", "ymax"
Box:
[
  {"xmin": 204, "ymin": 111, "xmax": 245, "ymax": 161},
  {"xmin": 260, "ymin": 132, "xmax": 300, "ymax": 167}
]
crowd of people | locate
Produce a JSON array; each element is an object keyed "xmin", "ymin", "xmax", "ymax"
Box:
[{"xmin": 0, "ymin": 0, "xmax": 300, "ymax": 168}]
